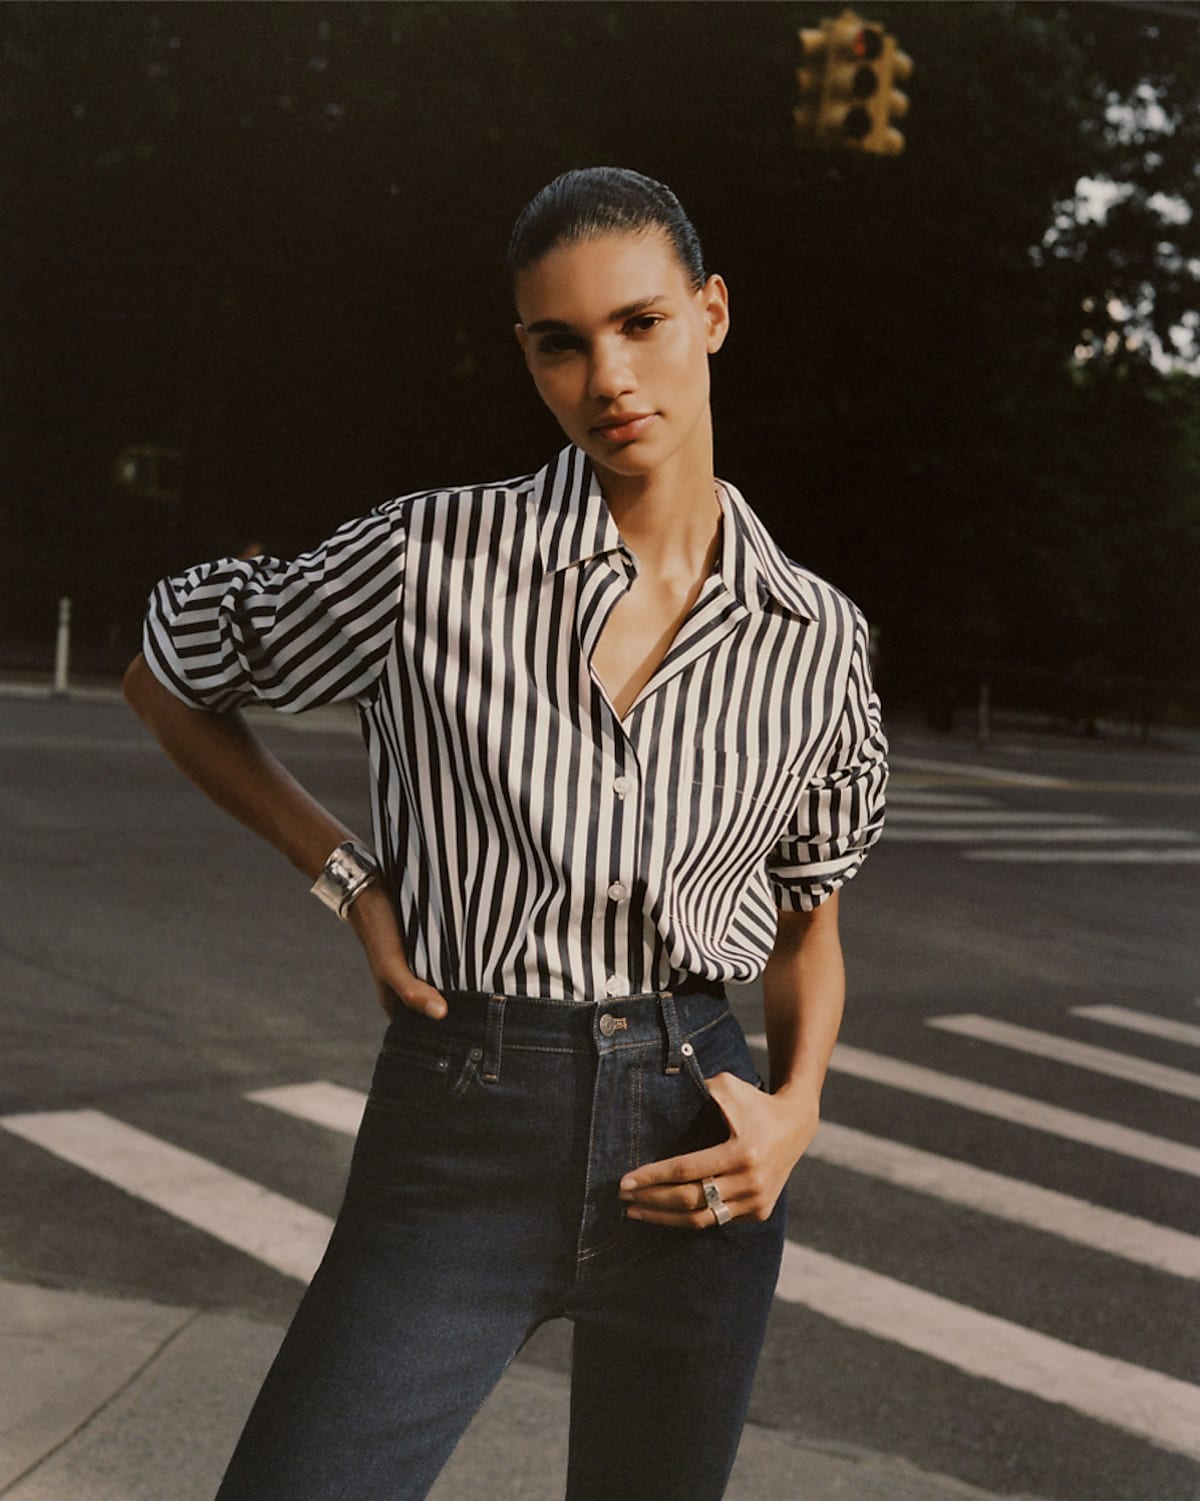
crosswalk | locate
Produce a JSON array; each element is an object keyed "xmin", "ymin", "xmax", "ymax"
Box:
[
  {"xmin": 3, "ymin": 999, "xmax": 1199, "ymax": 1463},
  {"xmin": 885, "ymin": 775, "xmax": 1200, "ymax": 863},
  {"xmin": 0, "ymin": 1108, "xmax": 332, "ymax": 1283}
]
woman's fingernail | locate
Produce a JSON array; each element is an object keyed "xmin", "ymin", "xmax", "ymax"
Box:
[
  {"xmin": 619, "ymin": 1176, "xmax": 637, "ymax": 1191},
  {"xmin": 426, "ymin": 1001, "xmax": 445, "ymax": 1018}
]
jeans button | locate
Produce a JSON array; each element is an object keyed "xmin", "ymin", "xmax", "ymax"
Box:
[{"xmin": 599, "ymin": 1013, "xmax": 619, "ymax": 1037}]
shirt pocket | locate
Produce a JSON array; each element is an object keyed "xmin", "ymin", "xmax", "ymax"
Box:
[
  {"xmin": 689, "ymin": 748, "xmax": 803, "ymax": 822},
  {"xmin": 664, "ymin": 749, "xmax": 804, "ymax": 947}
]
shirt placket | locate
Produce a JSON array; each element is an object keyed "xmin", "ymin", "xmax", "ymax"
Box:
[
  {"xmin": 597, "ymin": 748, "xmax": 644, "ymax": 999},
  {"xmin": 574, "ymin": 546, "xmax": 644, "ymax": 999}
]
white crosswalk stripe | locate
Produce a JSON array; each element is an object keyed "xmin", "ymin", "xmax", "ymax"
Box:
[
  {"xmin": 247, "ymin": 1080, "xmax": 367, "ymax": 1135},
  {"xmin": 885, "ymin": 778, "xmax": 1199, "ymax": 862},
  {"xmin": 886, "ymin": 791, "xmax": 997, "ymax": 807},
  {"xmin": 1071, "ymin": 1004, "xmax": 1200, "ymax": 1050},
  {"xmin": 746, "ymin": 1034, "xmax": 1200, "ymax": 1177},
  {"xmin": 775, "ymin": 1245, "xmax": 1200, "ymax": 1460},
  {"xmin": 887, "ymin": 809, "xmax": 1108, "ymax": 825},
  {"xmin": 966, "ymin": 846, "xmax": 1200, "ymax": 863},
  {"xmin": 927, "ymin": 1014, "xmax": 1200, "ymax": 1100},
  {"xmin": 808, "ymin": 1121, "xmax": 1200, "ymax": 1281},
  {"xmin": 0, "ymin": 1110, "xmax": 333, "ymax": 1282},
  {"xmin": 888, "ymin": 756, "xmax": 1066, "ymax": 788},
  {"xmin": 884, "ymin": 825, "xmax": 1196, "ymax": 843}
]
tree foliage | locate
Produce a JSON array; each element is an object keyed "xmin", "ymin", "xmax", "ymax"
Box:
[{"xmin": 2, "ymin": 0, "xmax": 1198, "ymax": 710}]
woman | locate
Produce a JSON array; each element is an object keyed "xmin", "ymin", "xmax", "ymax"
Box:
[{"xmin": 125, "ymin": 166, "xmax": 887, "ymax": 1501}]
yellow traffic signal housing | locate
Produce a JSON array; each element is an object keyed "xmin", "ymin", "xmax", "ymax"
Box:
[
  {"xmin": 793, "ymin": 10, "xmax": 912, "ymax": 156},
  {"xmin": 793, "ymin": 26, "xmax": 832, "ymax": 139},
  {"xmin": 822, "ymin": 12, "xmax": 883, "ymax": 147},
  {"xmin": 863, "ymin": 32, "xmax": 912, "ymax": 154}
]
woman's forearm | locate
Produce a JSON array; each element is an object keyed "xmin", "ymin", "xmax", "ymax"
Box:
[
  {"xmin": 122, "ymin": 653, "xmax": 358, "ymax": 879},
  {"xmin": 760, "ymin": 894, "xmax": 846, "ymax": 1104}
]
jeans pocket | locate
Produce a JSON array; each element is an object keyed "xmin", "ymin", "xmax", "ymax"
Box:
[
  {"xmin": 682, "ymin": 1046, "xmax": 714, "ymax": 1100},
  {"xmin": 681, "ymin": 1013, "xmax": 764, "ymax": 1101},
  {"xmin": 366, "ymin": 1034, "xmax": 483, "ymax": 1117},
  {"xmin": 346, "ymin": 1035, "xmax": 485, "ymax": 1199}
]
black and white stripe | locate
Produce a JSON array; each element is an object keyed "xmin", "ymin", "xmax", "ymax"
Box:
[{"xmin": 144, "ymin": 445, "xmax": 887, "ymax": 1000}]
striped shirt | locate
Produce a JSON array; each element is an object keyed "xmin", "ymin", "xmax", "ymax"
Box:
[{"xmin": 144, "ymin": 444, "xmax": 887, "ymax": 1001}]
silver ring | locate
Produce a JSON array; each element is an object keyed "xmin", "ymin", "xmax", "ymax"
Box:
[{"xmin": 701, "ymin": 1176, "xmax": 732, "ymax": 1226}]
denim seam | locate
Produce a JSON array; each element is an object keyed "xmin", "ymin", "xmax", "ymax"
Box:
[
  {"xmin": 577, "ymin": 1226, "xmax": 624, "ymax": 1264},
  {"xmin": 379, "ymin": 1045, "xmax": 454, "ymax": 1071},
  {"xmin": 477, "ymin": 1042, "xmax": 583, "ymax": 1057},
  {"xmin": 630, "ymin": 1057, "xmax": 642, "ymax": 1181},
  {"xmin": 575, "ymin": 1051, "xmax": 607, "ymax": 1267},
  {"xmin": 683, "ymin": 1048, "xmax": 713, "ymax": 1099}
]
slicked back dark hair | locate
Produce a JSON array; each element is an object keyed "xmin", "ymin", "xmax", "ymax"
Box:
[{"xmin": 508, "ymin": 167, "xmax": 706, "ymax": 294}]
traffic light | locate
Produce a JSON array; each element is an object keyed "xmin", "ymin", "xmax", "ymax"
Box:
[
  {"xmin": 861, "ymin": 24, "xmax": 912, "ymax": 154},
  {"xmin": 793, "ymin": 10, "xmax": 912, "ymax": 156},
  {"xmin": 793, "ymin": 25, "xmax": 832, "ymax": 142}
]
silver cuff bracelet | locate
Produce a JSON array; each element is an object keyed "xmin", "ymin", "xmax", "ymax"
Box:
[{"xmin": 310, "ymin": 840, "xmax": 380, "ymax": 920}]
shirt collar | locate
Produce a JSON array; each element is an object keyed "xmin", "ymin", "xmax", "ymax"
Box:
[
  {"xmin": 715, "ymin": 477, "xmax": 820, "ymax": 621},
  {"xmin": 532, "ymin": 445, "xmax": 623, "ymax": 576},
  {"xmin": 532, "ymin": 445, "xmax": 817, "ymax": 621}
]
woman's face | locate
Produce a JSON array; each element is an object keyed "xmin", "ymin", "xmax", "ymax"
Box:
[{"xmin": 514, "ymin": 229, "xmax": 729, "ymax": 482}]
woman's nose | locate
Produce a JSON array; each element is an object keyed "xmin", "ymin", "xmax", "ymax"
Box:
[{"xmin": 587, "ymin": 342, "xmax": 635, "ymax": 402}]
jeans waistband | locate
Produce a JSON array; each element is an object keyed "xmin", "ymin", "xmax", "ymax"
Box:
[{"xmin": 385, "ymin": 980, "xmax": 730, "ymax": 1083}]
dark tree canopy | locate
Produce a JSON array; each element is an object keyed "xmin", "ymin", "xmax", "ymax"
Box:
[{"xmin": 3, "ymin": 1, "xmax": 1198, "ymax": 716}]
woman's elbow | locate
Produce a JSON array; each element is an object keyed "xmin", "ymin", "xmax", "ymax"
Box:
[{"xmin": 122, "ymin": 653, "xmax": 155, "ymax": 718}]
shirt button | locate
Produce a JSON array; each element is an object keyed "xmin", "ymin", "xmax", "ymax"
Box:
[
  {"xmin": 604, "ymin": 975, "xmax": 626, "ymax": 998},
  {"xmin": 612, "ymin": 775, "xmax": 633, "ymax": 798},
  {"xmin": 607, "ymin": 881, "xmax": 628, "ymax": 903}
]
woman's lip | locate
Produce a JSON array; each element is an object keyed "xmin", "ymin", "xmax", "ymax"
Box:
[{"xmin": 592, "ymin": 414, "xmax": 656, "ymax": 443}]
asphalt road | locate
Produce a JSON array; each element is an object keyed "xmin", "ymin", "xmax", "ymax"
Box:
[{"xmin": 2, "ymin": 693, "xmax": 1198, "ymax": 1500}]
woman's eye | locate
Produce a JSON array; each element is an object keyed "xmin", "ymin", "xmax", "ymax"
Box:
[
  {"xmin": 629, "ymin": 316, "xmax": 661, "ymax": 334},
  {"xmin": 538, "ymin": 335, "xmax": 579, "ymax": 355}
]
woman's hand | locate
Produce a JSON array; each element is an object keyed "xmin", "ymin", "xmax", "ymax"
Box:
[
  {"xmin": 617, "ymin": 1071, "xmax": 819, "ymax": 1229},
  {"xmin": 347, "ymin": 885, "xmax": 447, "ymax": 1020}
]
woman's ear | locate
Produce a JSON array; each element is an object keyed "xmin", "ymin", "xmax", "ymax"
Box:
[{"xmin": 701, "ymin": 275, "xmax": 730, "ymax": 355}]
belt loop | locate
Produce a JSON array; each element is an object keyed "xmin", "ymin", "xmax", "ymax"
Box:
[
  {"xmin": 483, "ymin": 995, "xmax": 505, "ymax": 1082},
  {"xmin": 659, "ymin": 991, "xmax": 683, "ymax": 1075}
]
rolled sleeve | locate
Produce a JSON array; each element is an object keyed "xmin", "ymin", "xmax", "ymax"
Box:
[
  {"xmin": 141, "ymin": 501, "xmax": 407, "ymax": 713},
  {"xmin": 767, "ymin": 614, "xmax": 888, "ymax": 912}
]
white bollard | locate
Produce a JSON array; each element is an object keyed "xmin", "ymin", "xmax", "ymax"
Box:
[
  {"xmin": 976, "ymin": 675, "xmax": 991, "ymax": 747},
  {"xmin": 54, "ymin": 596, "xmax": 70, "ymax": 695}
]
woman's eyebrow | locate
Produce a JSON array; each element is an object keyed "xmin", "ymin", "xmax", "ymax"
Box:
[{"xmin": 522, "ymin": 295, "xmax": 668, "ymax": 336}]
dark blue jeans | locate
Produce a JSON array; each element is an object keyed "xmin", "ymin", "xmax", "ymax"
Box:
[{"xmin": 215, "ymin": 985, "xmax": 786, "ymax": 1500}]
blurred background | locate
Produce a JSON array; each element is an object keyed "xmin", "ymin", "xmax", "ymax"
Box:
[{"xmin": 3, "ymin": 0, "xmax": 1199, "ymax": 732}]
